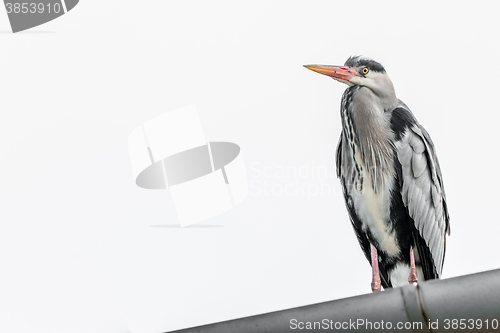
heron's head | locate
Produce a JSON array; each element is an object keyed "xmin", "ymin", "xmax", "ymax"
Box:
[{"xmin": 304, "ymin": 56, "xmax": 397, "ymax": 106}]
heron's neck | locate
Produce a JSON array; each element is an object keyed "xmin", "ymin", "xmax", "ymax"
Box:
[
  {"xmin": 362, "ymin": 72, "xmax": 399, "ymax": 111},
  {"xmin": 341, "ymin": 86, "xmax": 395, "ymax": 191},
  {"xmin": 379, "ymin": 89, "xmax": 399, "ymax": 112}
]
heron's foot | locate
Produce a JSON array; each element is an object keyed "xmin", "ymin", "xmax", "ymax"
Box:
[
  {"xmin": 408, "ymin": 270, "xmax": 418, "ymax": 284},
  {"xmin": 371, "ymin": 277, "xmax": 381, "ymax": 292},
  {"xmin": 408, "ymin": 246, "xmax": 418, "ymax": 284},
  {"xmin": 370, "ymin": 243, "xmax": 381, "ymax": 292}
]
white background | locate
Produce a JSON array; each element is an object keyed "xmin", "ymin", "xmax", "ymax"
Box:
[{"xmin": 0, "ymin": 1, "xmax": 499, "ymax": 332}]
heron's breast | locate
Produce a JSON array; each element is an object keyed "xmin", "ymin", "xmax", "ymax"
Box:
[{"xmin": 350, "ymin": 150, "xmax": 400, "ymax": 257}]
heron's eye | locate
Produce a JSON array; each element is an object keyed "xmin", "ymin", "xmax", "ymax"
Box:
[{"xmin": 362, "ymin": 67, "xmax": 369, "ymax": 75}]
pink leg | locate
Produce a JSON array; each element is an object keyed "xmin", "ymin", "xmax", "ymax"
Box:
[
  {"xmin": 408, "ymin": 246, "xmax": 418, "ymax": 284},
  {"xmin": 370, "ymin": 243, "xmax": 381, "ymax": 292}
]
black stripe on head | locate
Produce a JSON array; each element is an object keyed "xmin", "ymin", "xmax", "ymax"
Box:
[
  {"xmin": 390, "ymin": 108, "xmax": 417, "ymax": 141},
  {"xmin": 344, "ymin": 56, "xmax": 386, "ymax": 73}
]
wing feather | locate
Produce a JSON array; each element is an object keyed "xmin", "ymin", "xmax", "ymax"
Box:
[
  {"xmin": 411, "ymin": 152, "xmax": 427, "ymax": 178},
  {"xmin": 396, "ymin": 121, "xmax": 450, "ymax": 277}
]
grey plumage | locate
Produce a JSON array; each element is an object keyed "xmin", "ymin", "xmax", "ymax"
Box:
[
  {"xmin": 396, "ymin": 121, "xmax": 450, "ymax": 276},
  {"xmin": 305, "ymin": 56, "xmax": 450, "ymax": 288}
]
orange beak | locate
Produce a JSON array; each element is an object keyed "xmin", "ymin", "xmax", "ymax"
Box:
[{"xmin": 303, "ymin": 64, "xmax": 359, "ymax": 81}]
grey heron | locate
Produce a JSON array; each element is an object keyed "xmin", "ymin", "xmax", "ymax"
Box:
[{"xmin": 304, "ymin": 56, "xmax": 450, "ymax": 291}]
